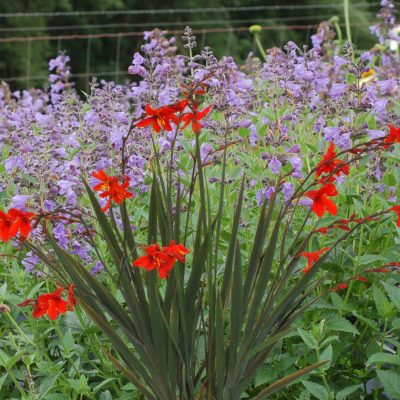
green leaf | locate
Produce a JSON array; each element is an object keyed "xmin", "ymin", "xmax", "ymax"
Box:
[
  {"xmin": 392, "ymin": 318, "xmax": 400, "ymax": 329},
  {"xmin": 336, "ymin": 384, "xmax": 360, "ymax": 400},
  {"xmin": 359, "ymin": 254, "xmax": 386, "ymax": 265},
  {"xmin": 298, "ymin": 328, "xmax": 318, "ymax": 349},
  {"xmin": 320, "ymin": 345, "xmax": 333, "ymax": 369},
  {"xmin": 252, "ymin": 361, "xmax": 328, "ymax": 399},
  {"xmin": 0, "ymin": 373, "xmax": 8, "ymax": 392},
  {"xmin": 367, "ymin": 353, "xmax": 400, "ymax": 366},
  {"xmin": 329, "ymin": 292, "xmax": 345, "ymax": 310},
  {"xmin": 382, "ymin": 281, "xmax": 400, "ymax": 309},
  {"xmin": 62, "ymin": 329, "xmax": 75, "ymax": 356},
  {"xmin": 325, "ymin": 313, "xmax": 359, "ymax": 335},
  {"xmin": 67, "ymin": 375, "xmax": 90, "ymax": 394},
  {"xmin": 373, "ymin": 284, "xmax": 392, "ymax": 318},
  {"xmin": 38, "ymin": 373, "xmax": 61, "ymax": 400},
  {"xmin": 302, "ymin": 381, "xmax": 331, "ymax": 400},
  {"xmin": 99, "ymin": 391, "xmax": 113, "ymax": 400},
  {"xmin": 377, "ymin": 370, "xmax": 400, "ymax": 398}
]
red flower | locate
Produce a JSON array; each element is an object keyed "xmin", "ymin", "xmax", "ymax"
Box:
[
  {"xmin": 315, "ymin": 143, "xmax": 349, "ymax": 182},
  {"xmin": 331, "ymin": 282, "xmax": 349, "ymax": 291},
  {"xmin": 304, "ymin": 184, "xmax": 338, "ymax": 218},
  {"xmin": 0, "ymin": 208, "xmax": 36, "ymax": 242},
  {"xmin": 314, "ymin": 227, "xmax": 329, "ymax": 234},
  {"xmin": 18, "ymin": 285, "xmax": 76, "ymax": 321},
  {"xmin": 386, "ymin": 262, "xmax": 400, "ymax": 268},
  {"xmin": 181, "ymin": 103, "xmax": 212, "ymax": 134},
  {"xmin": 365, "ymin": 267, "xmax": 390, "ymax": 273},
  {"xmin": 133, "ymin": 244, "xmax": 175, "ymax": 278},
  {"xmin": 384, "ymin": 124, "xmax": 400, "ymax": 147},
  {"xmin": 92, "ymin": 170, "xmax": 133, "ymax": 212},
  {"xmin": 0, "ymin": 210, "xmax": 12, "ymax": 242},
  {"xmin": 135, "ymin": 101, "xmax": 187, "ymax": 133},
  {"xmin": 67, "ymin": 284, "xmax": 77, "ymax": 310},
  {"xmin": 133, "ymin": 241, "xmax": 190, "ymax": 279},
  {"xmin": 298, "ymin": 247, "xmax": 330, "ymax": 273},
  {"xmin": 7, "ymin": 209, "xmax": 36, "ymax": 241},
  {"xmin": 389, "ymin": 206, "xmax": 400, "ymax": 226},
  {"xmin": 353, "ymin": 275, "xmax": 368, "ymax": 282},
  {"xmin": 181, "ymin": 82, "xmax": 208, "ymax": 98},
  {"xmin": 162, "ymin": 240, "xmax": 190, "ymax": 262}
]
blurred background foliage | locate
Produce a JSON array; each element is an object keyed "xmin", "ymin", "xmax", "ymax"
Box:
[{"xmin": 0, "ymin": 0, "xmax": 385, "ymax": 90}]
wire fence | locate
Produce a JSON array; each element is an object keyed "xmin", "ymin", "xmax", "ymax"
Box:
[
  {"xmin": 0, "ymin": 3, "xmax": 381, "ymax": 18},
  {"xmin": 0, "ymin": 2, "xmax": 382, "ymax": 89}
]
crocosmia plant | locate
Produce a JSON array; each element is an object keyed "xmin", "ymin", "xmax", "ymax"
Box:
[{"xmin": 2, "ymin": 5, "xmax": 400, "ymax": 399}]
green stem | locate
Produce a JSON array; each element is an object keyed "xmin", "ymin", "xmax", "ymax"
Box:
[
  {"xmin": 0, "ymin": 350, "xmax": 28, "ymax": 399},
  {"xmin": 254, "ymin": 33, "xmax": 267, "ymax": 62},
  {"xmin": 316, "ymin": 347, "xmax": 333, "ymax": 400},
  {"xmin": 374, "ymin": 318, "xmax": 388, "ymax": 399}
]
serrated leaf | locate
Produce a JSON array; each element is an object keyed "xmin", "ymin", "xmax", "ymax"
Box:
[
  {"xmin": 302, "ymin": 381, "xmax": 330, "ymax": 400},
  {"xmin": 325, "ymin": 313, "xmax": 359, "ymax": 335},
  {"xmin": 38, "ymin": 373, "xmax": 61, "ymax": 400},
  {"xmin": 359, "ymin": 254, "xmax": 386, "ymax": 265},
  {"xmin": 320, "ymin": 345, "xmax": 333, "ymax": 369},
  {"xmin": 336, "ymin": 384, "xmax": 360, "ymax": 400},
  {"xmin": 382, "ymin": 282, "xmax": 400, "ymax": 309},
  {"xmin": 329, "ymin": 292, "xmax": 345, "ymax": 309},
  {"xmin": 377, "ymin": 370, "xmax": 400, "ymax": 398},
  {"xmin": 0, "ymin": 373, "xmax": 8, "ymax": 391},
  {"xmin": 367, "ymin": 353, "xmax": 400, "ymax": 366},
  {"xmin": 298, "ymin": 328, "xmax": 318, "ymax": 349},
  {"xmin": 373, "ymin": 284, "xmax": 392, "ymax": 318},
  {"xmin": 62, "ymin": 329, "xmax": 75, "ymax": 356},
  {"xmin": 392, "ymin": 318, "xmax": 400, "ymax": 329}
]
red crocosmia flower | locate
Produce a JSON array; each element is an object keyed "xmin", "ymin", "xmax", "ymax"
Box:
[
  {"xmin": 387, "ymin": 262, "xmax": 400, "ymax": 268},
  {"xmin": 135, "ymin": 101, "xmax": 187, "ymax": 133},
  {"xmin": 181, "ymin": 103, "xmax": 212, "ymax": 134},
  {"xmin": 304, "ymin": 184, "xmax": 338, "ymax": 218},
  {"xmin": 181, "ymin": 82, "xmax": 208, "ymax": 98},
  {"xmin": 365, "ymin": 267, "xmax": 390, "ymax": 273},
  {"xmin": 92, "ymin": 169, "xmax": 117, "ymax": 192},
  {"xmin": 315, "ymin": 143, "xmax": 349, "ymax": 182},
  {"xmin": 67, "ymin": 284, "xmax": 77, "ymax": 310},
  {"xmin": 163, "ymin": 240, "xmax": 190, "ymax": 263},
  {"xmin": 17, "ymin": 299, "xmax": 36, "ymax": 307},
  {"xmin": 18, "ymin": 286, "xmax": 75, "ymax": 321},
  {"xmin": 298, "ymin": 247, "xmax": 330, "ymax": 273},
  {"xmin": 315, "ymin": 227, "xmax": 329, "ymax": 234},
  {"xmin": 133, "ymin": 244, "xmax": 175, "ymax": 279},
  {"xmin": 388, "ymin": 206, "xmax": 400, "ymax": 226},
  {"xmin": 133, "ymin": 241, "xmax": 190, "ymax": 279},
  {"xmin": 331, "ymin": 282, "xmax": 349, "ymax": 292},
  {"xmin": 0, "ymin": 209, "xmax": 36, "ymax": 242},
  {"xmin": 92, "ymin": 170, "xmax": 133, "ymax": 212},
  {"xmin": 384, "ymin": 124, "xmax": 400, "ymax": 147},
  {"xmin": 353, "ymin": 275, "xmax": 368, "ymax": 282},
  {"xmin": 0, "ymin": 210, "xmax": 12, "ymax": 242},
  {"xmin": 7, "ymin": 208, "xmax": 36, "ymax": 241}
]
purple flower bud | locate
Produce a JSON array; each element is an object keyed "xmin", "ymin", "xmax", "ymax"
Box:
[
  {"xmin": 249, "ymin": 124, "xmax": 258, "ymax": 147},
  {"xmin": 269, "ymin": 157, "xmax": 282, "ymax": 174},
  {"xmin": 10, "ymin": 195, "xmax": 31, "ymax": 210},
  {"xmin": 256, "ymin": 186, "xmax": 275, "ymax": 205},
  {"xmin": 90, "ymin": 261, "xmax": 105, "ymax": 276},
  {"xmin": 282, "ymin": 182, "xmax": 295, "ymax": 202}
]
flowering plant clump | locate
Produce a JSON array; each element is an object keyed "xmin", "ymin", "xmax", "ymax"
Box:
[{"xmin": 1, "ymin": 2, "xmax": 400, "ymax": 398}]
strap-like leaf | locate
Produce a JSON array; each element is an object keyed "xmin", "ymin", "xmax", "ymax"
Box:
[{"xmin": 252, "ymin": 360, "xmax": 328, "ymax": 399}]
